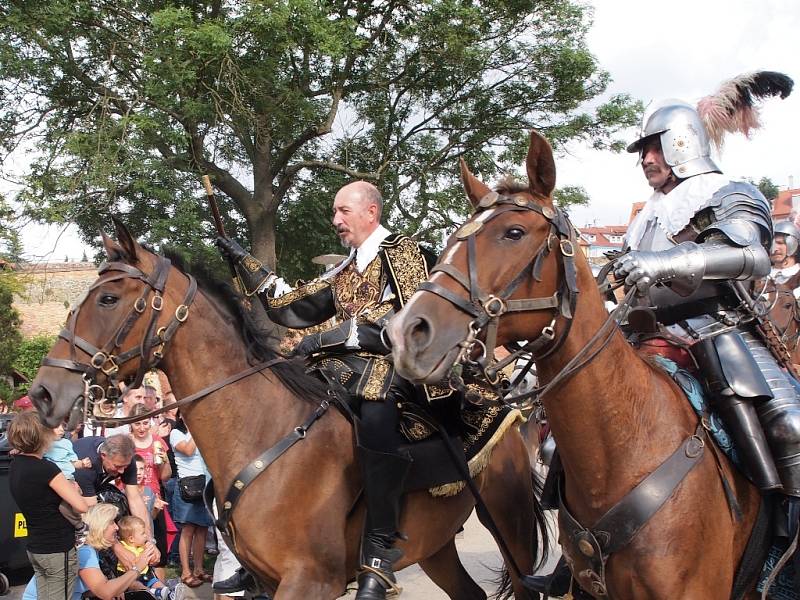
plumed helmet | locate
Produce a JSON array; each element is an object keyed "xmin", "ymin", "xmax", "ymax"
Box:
[
  {"xmin": 774, "ymin": 220, "xmax": 800, "ymax": 257},
  {"xmin": 627, "ymin": 99, "xmax": 721, "ymax": 179}
]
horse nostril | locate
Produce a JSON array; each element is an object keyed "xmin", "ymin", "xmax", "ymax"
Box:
[{"xmin": 408, "ymin": 315, "xmax": 434, "ymax": 353}]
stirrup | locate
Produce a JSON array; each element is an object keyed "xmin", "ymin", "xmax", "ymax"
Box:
[{"xmin": 357, "ymin": 564, "xmax": 403, "ymax": 598}]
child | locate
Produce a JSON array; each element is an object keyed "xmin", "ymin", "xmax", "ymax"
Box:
[
  {"xmin": 43, "ymin": 423, "xmax": 92, "ymax": 535},
  {"xmin": 117, "ymin": 515, "xmax": 173, "ymax": 600}
]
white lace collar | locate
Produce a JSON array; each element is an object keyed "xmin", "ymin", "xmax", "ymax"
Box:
[
  {"xmin": 625, "ymin": 173, "xmax": 730, "ymax": 250},
  {"xmin": 770, "ymin": 262, "xmax": 800, "ymax": 284}
]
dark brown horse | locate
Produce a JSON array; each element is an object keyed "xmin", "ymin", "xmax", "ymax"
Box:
[
  {"xmin": 28, "ymin": 222, "xmax": 546, "ymax": 599},
  {"xmin": 389, "ymin": 131, "xmax": 763, "ymax": 598}
]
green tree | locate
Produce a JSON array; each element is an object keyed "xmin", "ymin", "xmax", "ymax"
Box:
[
  {"xmin": 0, "ymin": 273, "xmax": 22, "ymax": 399},
  {"xmin": 1, "ymin": 0, "xmax": 641, "ymax": 273},
  {"xmin": 757, "ymin": 177, "xmax": 780, "ymax": 202},
  {"xmin": 554, "ymin": 185, "xmax": 590, "ymax": 210},
  {"xmin": 13, "ymin": 335, "xmax": 56, "ymax": 389}
]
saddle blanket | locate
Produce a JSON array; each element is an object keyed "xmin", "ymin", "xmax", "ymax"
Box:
[{"xmin": 397, "ymin": 386, "xmax": 523, "ymax": 497}]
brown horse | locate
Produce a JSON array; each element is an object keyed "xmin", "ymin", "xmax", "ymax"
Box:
[
  {"xmin": 388, "ymin": 131, "xmax": 763, "ymax": 599},
  {"xmin": 762, "ymin": 278, "xmax": 800, "ymax": 368},
  {"xmin": 27, "ymin": 222, "xmax": 547, "ymax": 599}
]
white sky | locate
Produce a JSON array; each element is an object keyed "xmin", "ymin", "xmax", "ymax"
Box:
[{"xmin": 16, "ymin": 0, "xmax": 800, "ymax": 259}]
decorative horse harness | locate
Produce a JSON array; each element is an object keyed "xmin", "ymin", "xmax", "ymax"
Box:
[
  {"xmin": 39, "ymin": 256, "xmax": 332, "ymax": 544},
  {"xmin": 419, "ymin": 191, "xmax": 713, "ymax": 598}
]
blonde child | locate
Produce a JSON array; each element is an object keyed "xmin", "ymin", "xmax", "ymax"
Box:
[{"xmin": 116, "ymin": 516, "xmax": 173, "ymax": 600}]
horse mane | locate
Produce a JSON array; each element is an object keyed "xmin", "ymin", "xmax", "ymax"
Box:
[
  {"xmin": 160, "ymin": 248, "xmax": 329, "ymax": 405},
  {"xmin": 494, "ymin": 175, "xmax": 529, "ymax": 195}
]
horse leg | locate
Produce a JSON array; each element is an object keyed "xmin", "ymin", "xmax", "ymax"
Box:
[
  {"xmin": 271, "ymin": 567, "xmax": 347, "ymax": 600},
  {"xmin": 476, "ymin": 430, "xmax": 541, "ymax": 600},
  {"xmin": 418, "ymin": 537, "xmax": 487, "ymax": 600}
]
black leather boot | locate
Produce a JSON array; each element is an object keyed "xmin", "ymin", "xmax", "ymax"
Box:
[
  {"xmin": 355, "ymin": 446, "xmax": 412, "ymax": 600},
  {"xmin": 212, "ymin": 567, "xmax": 257, "ymax": 594},
  {"xmin": 522, "ymin": 556, "xmax": 572, "ymax": 596}
]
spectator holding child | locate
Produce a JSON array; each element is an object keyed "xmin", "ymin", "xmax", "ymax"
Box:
[{"xmin": 22, "ymin": 503, "xmax": 160, "ymax": 600}]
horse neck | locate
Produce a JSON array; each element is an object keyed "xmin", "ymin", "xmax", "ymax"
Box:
[
  {"xmin": 157, "ymin": 289, "xmax": 307, "ymax": 483},
  {"xmin": 536, "ymin": 259, "xmax": 692, "ymax": 503}
]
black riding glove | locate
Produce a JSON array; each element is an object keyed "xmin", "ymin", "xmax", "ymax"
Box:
[
  {"xmin": 214, "ymin": 236, "xmax": 274, "ymax": 296},
  {"xmin": 293, "ymin": 333, "xmax": 323, "ymax": 357}
]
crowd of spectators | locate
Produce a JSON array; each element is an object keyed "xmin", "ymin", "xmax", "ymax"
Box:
[{"xmin": 6, "ymin": 369, "xmax": 215, "ymax": 600}]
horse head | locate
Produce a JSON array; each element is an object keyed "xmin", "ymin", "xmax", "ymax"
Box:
[
  {"xmin": 28, "ymin": 219, "xmax": 194, "ymax": 427},
  {"xmin": 390, "ymin": 130, "xmax": 578, "ymax": 384}
]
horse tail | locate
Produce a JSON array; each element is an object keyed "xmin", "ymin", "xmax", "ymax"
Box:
[{"xmin": 490, "ymin": 467, "xmax": 551, "ymax": 600}]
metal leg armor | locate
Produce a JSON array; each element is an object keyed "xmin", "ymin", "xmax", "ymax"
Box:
[
  {"xmin": 692, "ymin": 334, "xmax": 782, "ymax": 492},
  {"xmin": 741, "ymin": 331, "xmax": 800, "ymax": 497},
  {"xmin": 356, "ymin": 445, "xmax": 412, "ymax": 600}
]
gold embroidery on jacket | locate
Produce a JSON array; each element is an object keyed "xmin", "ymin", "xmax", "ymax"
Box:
[
  {"xmin": 334, "ymin": 258, "xmax": 383, "ymax": 319},
  {"xmin": 363, "ymin": 358, "xmax": 391, "ymax": 401},
  {"xmin": 383, "ymin": 237, "xmax": 428, "ymax": 306},
  {"xmin": 269, "ymin": 279, "xmax": 330, "ymax": 308}
]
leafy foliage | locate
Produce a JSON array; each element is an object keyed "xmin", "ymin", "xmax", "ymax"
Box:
[
  {"xmin": 12, "ymin": 335, "xmax": 56, "ymax": 390},
  {"xmin": 1, "ymin": 0, "xmax": 641, "ymax": 275},
  {"xmin": 0, "ymin": 273, "xmax": 22, "ymax": 400},
  {"xmin": 757, "ymin": 177, "xmax": 780, "ymax": 202}
]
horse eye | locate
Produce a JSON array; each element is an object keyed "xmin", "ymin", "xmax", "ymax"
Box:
[
  {"xmin": 505, "ymin": 228, "xmax": 525, "ymax": 241},
  {"xmin": 98, "ymin": 294, "xmax": 118, "ymax": 307}
]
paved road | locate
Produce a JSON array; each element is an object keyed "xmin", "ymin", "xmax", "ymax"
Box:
[{"xmin": 5, "ymin": 511, "xmax": 560, "ymax": 600}]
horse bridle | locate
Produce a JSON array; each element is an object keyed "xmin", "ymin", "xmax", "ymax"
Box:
[
  {"xmin": 417, "ymin": 190, "xmax": 580, "ymax": 389},
  {"xmin": 40, "ymin": 256, "xmax": 198, "ymax": 416}
]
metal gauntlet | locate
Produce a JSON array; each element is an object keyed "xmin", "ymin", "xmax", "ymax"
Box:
[{"xmin": 616, "ymin": 241, "xmax": 770, "ymax": 296}]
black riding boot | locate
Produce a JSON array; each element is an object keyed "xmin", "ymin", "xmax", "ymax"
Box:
[
  {"xmin": 522, "ymin": 556, "xmax": 572, "ymax": 596},
  {"xmin": 212, "ymin": 567, "xmax": 257, "ymax": 594},
  {"xmin": 355, "ymin": 446, "xmax": 412, "ymax": 600}
]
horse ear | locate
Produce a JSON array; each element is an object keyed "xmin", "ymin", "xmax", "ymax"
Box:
[
  {"xmin": 111, "ymin": 217, "xmax": 139, "ymax": 263},
  {"xmin": 101, "ymin": 229, "xmax": 126, "ymax": 262},
  {"xmin": 459, "ymin": 157, "xmax": 492, "ymax": 209},
  {"xmin": 526, "ymin": 131, "xmax": 556, "ymax": 202}
]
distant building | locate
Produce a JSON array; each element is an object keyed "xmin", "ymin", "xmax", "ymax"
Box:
[
  {"xmin": 577, "ymin": 225, "xmax": 628, "ymax": 264},
  {"xmin": 771, "ymin": 187, "xmax": 800, "ymax": 222}
]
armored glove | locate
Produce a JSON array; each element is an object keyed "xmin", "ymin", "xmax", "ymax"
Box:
[
  {"xmin": 214, "ymin": 236, "xmax": 275, "ymax": 296},
  {"xmin": 614, "ymin": 243, "xmax": 705, "ymax": 296}
]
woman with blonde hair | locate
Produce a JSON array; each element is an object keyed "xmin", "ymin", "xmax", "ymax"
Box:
[
  {"xmin": 9, "ymin": 411, "xmax": 88, "ymax": 600},
  {"xmin": 22, "ymin": 503, "xmax": 160, "ymax": 600}
]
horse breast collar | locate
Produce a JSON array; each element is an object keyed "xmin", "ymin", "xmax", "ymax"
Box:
[{"xmin": 418, "ymin": 190, "xmax": 580, "ymax": 386}]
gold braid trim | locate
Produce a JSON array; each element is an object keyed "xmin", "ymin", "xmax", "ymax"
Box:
[
  {"xmin": 268, "ymin": 279, "xmax": 330, "ymax": 308},
  {"xmin": 382, "ymin": 236, "xmax": 429, "ymax": 306},
  {"xmin": 428, "ymin": 409, "xmax": 523, "ymax": 497}
]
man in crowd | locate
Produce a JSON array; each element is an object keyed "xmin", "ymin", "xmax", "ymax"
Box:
[
  {"xmin": 73, "ymin": 433, "xmax": 161, "ymax": 566},
  {"xmin": 215, "ymin": 181, "xmax": 444, "ymax": 600}
]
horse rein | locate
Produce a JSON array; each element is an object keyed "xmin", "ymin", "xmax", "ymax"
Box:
[{"xmin": 418, "ymin": 191, "xmax": 580, "ymax": 391}]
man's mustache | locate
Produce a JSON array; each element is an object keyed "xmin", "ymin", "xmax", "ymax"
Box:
[{"xmin": 336, "ymin": 225, "xmax": 349, "ymax": 234}]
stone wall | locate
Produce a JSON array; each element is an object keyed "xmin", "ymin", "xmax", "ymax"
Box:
[{"xmin": 12, "ymin": 262, "xmax": 98, "ymax": 338}]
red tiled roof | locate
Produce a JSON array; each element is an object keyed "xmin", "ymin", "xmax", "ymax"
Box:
[
  {"xmin": 578, "ymin": 225, "xmax": 628, "ymax": 248},
  {"xmin": 772, "ymin": 188, "xmax": 800, "ymax": 221}
]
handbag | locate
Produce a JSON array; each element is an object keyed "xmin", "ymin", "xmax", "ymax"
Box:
[{"xmin": 178, "ymin": 474, "xmax": 205, "ymax": 502}]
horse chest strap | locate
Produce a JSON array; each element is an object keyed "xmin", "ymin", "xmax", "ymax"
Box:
[
  {"xmin": 217, "ymin": 400, "xmax": 330, "ymax": 533},
  {"xmin": 558, "ymin": 423, "xmax": 706, "ymax": 597}
]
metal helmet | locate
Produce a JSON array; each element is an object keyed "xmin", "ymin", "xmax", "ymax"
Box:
[
  {"xmin": 627, "ymin": 99, "xmax": 721, "ymax": 179},
  {"xmin": 774, "ymin": 220, "xmax": 800, "ymax": 257}
]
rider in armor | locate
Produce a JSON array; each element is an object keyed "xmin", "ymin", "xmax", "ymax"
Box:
[
  {"xmin": 615, "ymin": 100, "xmax": 800, "ymax": 497},
  {"xmin": 215, "ymin": 181, "xmax": 447, "ymax": 600},
  {"xmin": 769, "ymin": 220, "xmax": 800, "ymax": 288}
]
